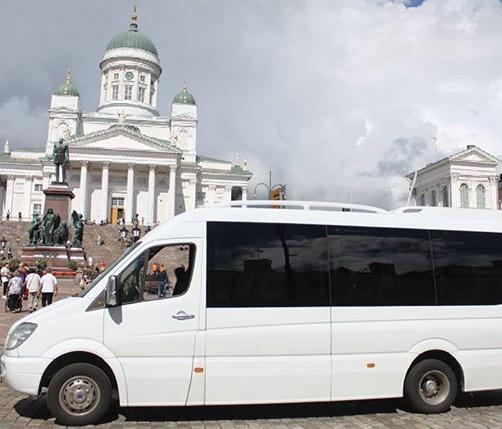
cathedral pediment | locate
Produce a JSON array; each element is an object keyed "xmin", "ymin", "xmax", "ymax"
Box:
[
  {"xmin": 450, "ymin": 145, "xmax": 499, "ymax": 165},
  {"xmin": 68, "ymin": 125, "xmax": 180, "ymax": 154}
]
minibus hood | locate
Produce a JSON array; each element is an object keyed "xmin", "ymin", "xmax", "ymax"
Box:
[{"xmin": 17, "ymin": 297, "xmax": 82, "ymax": 325}]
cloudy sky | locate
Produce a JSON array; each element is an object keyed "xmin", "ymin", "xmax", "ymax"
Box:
[{"xmin": 1, "ymin": 0, "xmax": 502, "ymax": 208}]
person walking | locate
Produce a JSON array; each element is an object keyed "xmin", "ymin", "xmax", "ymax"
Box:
[
  {"xmin": 25, "ymin": 268, "xmax": 41, "ymax": 312},
  {"xmin": 40, "ymin": 268, "xmax": 58, "ymax": 307},
  {"xmin": 7, "ymin": 271, "xmax": 23, "ymax": 312},
  {"xmin": 1, "ymin": 263, "xmax": 10, "ymax": 298}
]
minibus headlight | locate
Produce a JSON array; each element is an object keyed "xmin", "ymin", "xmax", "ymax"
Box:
[{"xmin": 5, "ymin": 323, "xmax": 37, "ymax": 350}]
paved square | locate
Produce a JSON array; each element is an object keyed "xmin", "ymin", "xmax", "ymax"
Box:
[{"xmin": 2, "ymin": 282, "xmax": 502, "ymax": 428}]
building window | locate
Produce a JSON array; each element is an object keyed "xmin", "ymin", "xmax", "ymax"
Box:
[
  {"xmin": 231, "ymin": 186, "xmax": 243, "ymax": 201},
  {"xmin": 34, "ymin": 184, "xmax": 43, "ymax": 192},
  {"xmin": 124, "ymin": 85, "xmax": 133, "ymax": 100},
  {"xmin": 111, "ymin": 197, "xmax": 125, "ymax": 207},
  {"xmin": 140, "ymin": 75, "xmax": 146, "ymax": 83},
  {"xmin": 138, "ymin": 86, "xmax": 145, "ymax": 103},
  {"xmin": 113, "ymin": 72, "xmax": 119, "ymax": 80},
  {"xmin": 460, "ymin": 183, "xmax": 469, "ymax": 208},
  {"xmin": 32, "ymin": 203, "xmax": 42, "ymax": 216},
  {"xmin": 420, "ymin": 194, "xmax": 426, "ymax": 206},
  {"xmin": 476, "ymin": 184, "xmax": 486, "ymax": 208},
  {"xmin": 112, "ymin": 85, "xmax": 119, "ymax": 100},
  {"xmin": 431, "ymin": 190, "xmax": 437, "ymax": 207},
  {"xmin": 442, "ymin": 186, "xmax": 449, "ymax": 207}
]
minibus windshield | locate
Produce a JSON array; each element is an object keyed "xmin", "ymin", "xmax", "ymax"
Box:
[{"xmin": 77, "ymin": 241, "xmax": 142, "ymax": 297}]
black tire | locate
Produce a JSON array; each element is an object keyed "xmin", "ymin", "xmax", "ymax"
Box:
[
  {"xmin": 46, "ymin": 362, "xmax": 112, "ymax": 426},
  {"xmin": 404, "ymin": 358, "xmax": 458, "ymax": 414}
]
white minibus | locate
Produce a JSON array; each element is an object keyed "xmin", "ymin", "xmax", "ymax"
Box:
[{"xmin": 3, "ymin": 200, "xmax": 502, "ymax": 426}]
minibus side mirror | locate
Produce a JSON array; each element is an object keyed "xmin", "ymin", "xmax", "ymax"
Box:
[{"xmin": 105, "ymin": 275, "xmax": 120, "ymax": 307}]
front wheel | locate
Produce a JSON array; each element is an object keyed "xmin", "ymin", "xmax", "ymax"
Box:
[
  {"xmin": 46, "ymin": 363, "xmax": 112, "ymax": 426},
  {"xmin": 404, "ymin": 358, "xmax": 458, "ymax": 414}
]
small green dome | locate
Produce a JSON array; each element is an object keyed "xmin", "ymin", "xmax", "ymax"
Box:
[
  {"xmin": 54, "ymin": 69, "xmax": 79, "ymax": 96},
  {"xmin": 106, "ymin": 11, "xmax": 158, "ymax": 57},
  {"xmin": 173, "ymin": 84, "xmax": 196, "ymax": 105}
]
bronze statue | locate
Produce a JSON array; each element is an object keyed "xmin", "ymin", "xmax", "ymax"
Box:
[
  {"xmin": 42, "ymin": 208, "xmax": 57, "ymax": 245},
  {"xmin": 28, "ymin": 214, "xmax": 42, "ymax": 245},
  {"xmin": 52, "ymin": 138, "xmax": 70, "ymax": 183},
  {"xmin": 54, "ymin": 220, "xmax": 69, "ymax": 245},
  {"xmin": 71, "ymin": 210, "xmax": 84, "ymax": 247}
]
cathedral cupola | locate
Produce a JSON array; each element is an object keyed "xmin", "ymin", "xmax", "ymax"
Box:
[
  {"xmin": 173, "ymin": 84, "xmax": 196, "ymax": 105},
  {"xmin": 54, "ymin": 69, "xmax": 80, "ymax": 96},
  {"xmin": 97, "ymin": 6, "xmax": 162, "ymax": 118}
]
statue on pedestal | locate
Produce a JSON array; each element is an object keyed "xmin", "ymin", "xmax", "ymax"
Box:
[{"xmin": 52, "ymin": 138, "xmax": 70, "ymax": 183}]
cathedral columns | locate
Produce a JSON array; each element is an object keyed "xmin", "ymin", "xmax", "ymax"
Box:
[
  {"xmin": 101, "ymin": 162, "xmax": 110, "ymax": 222},
  {"xmin": 23, "ymin": 176, "xmax": 33, "ymax": 220},
  {"xmin": 489, "ymin": 176, "xmax": 498, "ymax": 210},
  {"xmin": 126, "ymin": 164, "xmax": 135, "ymax": 223},
  {"xmin": 4, "ymin": 176, "xmax": 14, "ymax": 219},
  {"xmin": 0, "ymin": 181, "xmax": 4, "ymax": 219},
  {"xmin": 80, "ymin": 161, "xmax": 88, "ymax": 219},
  {"xmin": 169, "ymin": 166, "xmax": 177, "ymax": 217},
  {"xmin": 147, "ymin": 165, "xmax": 156, "ymax": 224},
  {"xmin": 242, "ymin": 186, "xmax": 248, "ymax": 202}
]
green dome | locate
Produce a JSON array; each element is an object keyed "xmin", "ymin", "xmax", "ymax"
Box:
[
  {"xmin": 106, "ymin": 20, "xmax": 158, "ymax": 57},
  {"xmin": 173, "ymin": 84, "xmax": 196, "ymax": 105},
  {"xmin": 54, "ymin": 69, "xmax": 79, "ymax": 96}
]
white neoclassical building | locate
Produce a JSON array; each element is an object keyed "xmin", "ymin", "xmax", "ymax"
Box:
[
  {"xmin": 0, "ymin": 10, "xmax": 252, "ymax": 225},
  {"xmin": 406, "ymin": 145, "xmax": 500, "ymax": 209}
]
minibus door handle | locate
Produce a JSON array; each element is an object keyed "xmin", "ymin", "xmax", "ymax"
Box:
[{"xmin": 172, "ymin": 311, "xmax": 195, "ymax": 321}]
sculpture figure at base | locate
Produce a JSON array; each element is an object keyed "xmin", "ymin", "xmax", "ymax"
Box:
[
  {"xmin": 54, "ymin": 221, "xmax": 69, "ymax": 245},
  {"xmin": 28, "ymin": 214, "xmax": 42, "ymax": 246},
  {"xmin": 71, "ymin": 210, "xmax": 84, "ymax": 248},
  {"xmin": 42, "ymin": 208, "xmax": 57, "ymax": 246}
]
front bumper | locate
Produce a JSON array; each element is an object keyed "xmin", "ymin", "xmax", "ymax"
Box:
[{"xmin": 1, "ymin": 354, "xmax": 51, "ymax": 396}]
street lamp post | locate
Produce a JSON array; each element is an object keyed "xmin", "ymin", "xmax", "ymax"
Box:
[{"xmin": 252, "ymin": 170, "xmax": 287, "ymax": 200}]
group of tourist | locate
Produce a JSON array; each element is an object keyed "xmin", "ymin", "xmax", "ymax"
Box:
[{"xmin": 0, "ymin": 263, "xmax": 58, "ymax": 312}]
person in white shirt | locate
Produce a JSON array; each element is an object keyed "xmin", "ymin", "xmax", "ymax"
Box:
[
  {"xmin": 25, "ymin": 268, "xmax": 41, "ymax": 312},
  {"xmin": 7, "ymin": 271, "xmax": 23, "ymax": 313},
  {"xmin": 1, "ymin": 263, "xmax": 10, "ymax": 297},
  {"xmin": 40, "ymin": 268, "xmax": 58, "ymax": 307}
]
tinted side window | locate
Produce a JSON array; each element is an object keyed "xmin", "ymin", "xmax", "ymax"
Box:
[
  {"xmin": 431, "ymin": 230, "xmax": 502, "ymax": 305},
  {"xmin": 328, "ymin": 226, "xmax": 435, "ymax": 306},
  {"xmin": 207, "ymin": 222, "xmax": 329, "ymax": 307}
]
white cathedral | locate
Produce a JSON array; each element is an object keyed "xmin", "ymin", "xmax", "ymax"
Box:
[{"xmin": 0, "ymin": 11, "xmax": 252, "ymax": 225}]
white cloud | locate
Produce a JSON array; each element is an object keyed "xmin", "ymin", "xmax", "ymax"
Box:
[
  {"xmin": 3, "ymin": 0, "xmax": 502, "ymax": 210},
  {"xmin": 0, "ymin": 97, "xmax": 46, "ymax": 149}
]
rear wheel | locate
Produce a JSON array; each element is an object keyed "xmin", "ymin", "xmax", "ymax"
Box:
[
  {"xmin": 404, "ymin": 358, "xmax": 458, "ymax": 414},
  {"xmin": 46, "ymin": 363, "xmax": 112, "ymax": 426}
]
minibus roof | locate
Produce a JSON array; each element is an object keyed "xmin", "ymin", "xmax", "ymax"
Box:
[{"xmin": 146, "ymin": 201, "xmax": 502, "ymax": 238}]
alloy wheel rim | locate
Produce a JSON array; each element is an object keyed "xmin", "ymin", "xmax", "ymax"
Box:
[
  {"xmin": 59, "ymin": 375, "xmax": 101, "ymax": 416},
  {"xmin": 418, "ymin": 369, "xmax": 450, "ymax": 406}
]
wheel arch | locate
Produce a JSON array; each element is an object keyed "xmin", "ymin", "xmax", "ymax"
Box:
[
  {"xmin": 404, "ymin": 349, "xmax": 465, "ymax": 395},
  {"xmin": 39, "ymin": 351, "xmax": 120, "ymax": 400}
]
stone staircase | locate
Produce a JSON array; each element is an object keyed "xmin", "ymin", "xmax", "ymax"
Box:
[
  {"xmin": 0, "ymin": 220, "xmax": 30, "ymax": 260},
  {"xmin": 0, "ymin": 220, "xmax": 132, "ymax": 268},
  {"xmin": 82, "ymin": 224, "xmax": 128, "ymax": 268}
]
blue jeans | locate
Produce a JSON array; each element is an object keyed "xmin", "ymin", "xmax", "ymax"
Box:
[{"xmin": 158, "ymin": 282, "xmax": 167, "ymax": 298}]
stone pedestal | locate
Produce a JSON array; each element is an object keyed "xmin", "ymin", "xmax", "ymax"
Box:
[
  {"xmin": 43, "ymin": 183, "xmax": 75, "ymax": 222},
  {"xmin": 21, "ymin": 246, "xmax": 87, "ymax": 275}
]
